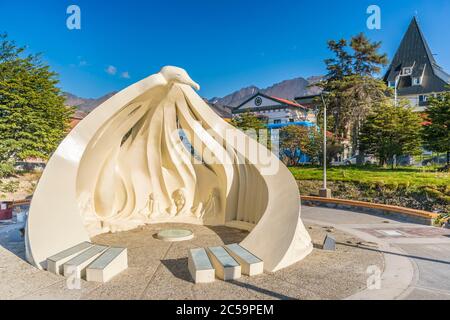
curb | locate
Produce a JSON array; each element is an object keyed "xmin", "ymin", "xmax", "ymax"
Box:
[{"xmin": 301, "ymin": 196, "xmax": 438, "ymax": 226}]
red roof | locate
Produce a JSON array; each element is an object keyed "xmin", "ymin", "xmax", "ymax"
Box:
[{"xmin": 270, "ymin": 96, "xmax": 308, "ymax": 109}]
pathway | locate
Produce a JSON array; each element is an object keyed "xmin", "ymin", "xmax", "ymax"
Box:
[{"xmin": 301, "ymin": 206, "xmax": 450, "ymax": 300}]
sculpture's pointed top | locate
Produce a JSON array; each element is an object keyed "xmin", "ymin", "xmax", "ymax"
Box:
[{"xmin": 160, "ymin": 66, "xmax": 200, "ymax": 91}]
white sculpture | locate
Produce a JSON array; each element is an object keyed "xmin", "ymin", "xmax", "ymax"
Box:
[{"xmin": 26, "ymin": 66, "xmax": 312, "ymax": 272}]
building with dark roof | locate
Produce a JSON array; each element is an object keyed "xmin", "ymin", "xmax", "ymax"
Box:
[
  {"xmin": 384, "ymin": 17, "xmax": 450, "ymax": 111},
  {"xmin": 232, "ymin": 92, "xmax": 316, "ymax": 124}
]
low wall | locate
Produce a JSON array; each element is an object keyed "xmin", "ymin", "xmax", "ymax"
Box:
[{"xmin": 301, "ymin": 196, "xmax": 439, "ymax": 226}]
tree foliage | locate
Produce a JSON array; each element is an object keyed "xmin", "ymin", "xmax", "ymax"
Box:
[
  {"xmin": 279, "ymin": 125, "xmax": 321, "ymax": 166},
  {"xmin": 319, "ymin": 33, "xmax": 390, "ymax": 152},
  {"xmin": 359, "ymin": 101, "xmax": 423, "ymax": 168},
  {"xmin": 0, "ymin": 34, "xmax": 72, "ymax": 163},
  {"xmin": 423, "ymin": 92, "xmax": 450, "ymax": 166},
  {"xmin": 230, "ymin": 112, "xmax": 268, "ymax": 143},
  {"xmin": 230, "ymin": 112, "xmax": 266, "ymax": 131}
]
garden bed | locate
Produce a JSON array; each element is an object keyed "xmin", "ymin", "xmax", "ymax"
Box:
[{"xmin": 291, "ymin": 166, "xmax": 450, "ymax": 215}]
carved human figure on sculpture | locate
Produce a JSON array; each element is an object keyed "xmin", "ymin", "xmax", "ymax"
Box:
[
  {"xmin": 173, "ymin": 189, "xmax": 187, "ymax": 216},
  {"xmin": 204, "ymin": 188, "xmax": 220, "ymax": 218}
]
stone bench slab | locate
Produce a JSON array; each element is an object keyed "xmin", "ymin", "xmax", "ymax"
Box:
[
  {"xmin": 188, "ymin": 248, "xmax": 215, "ymax": 284},
  {"xmin": 86, "ymin": 247, "xmax": 128, "ymax": 283},
  {"xmin": 47, "ymin": 242, "xmax": 93, "ymax": 275},
  {"xmin": 207, "ymin": 246, "xmax": 241, "ymax": 281},
  {"xmin": 225, "ymin": 244, "xmax": 263, "ymax": 276},
  {"xmin": 63, "ymin": 245, "xmax": 108, "ymax": 279}
]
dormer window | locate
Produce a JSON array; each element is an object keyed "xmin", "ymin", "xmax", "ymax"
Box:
[
  {"xmin": 402, "ymin": 67, "xmax": 413, "ymax": 76},
  {"xmin": 412, "ymin": 77, "xmax": 422, "ymax": 86}
]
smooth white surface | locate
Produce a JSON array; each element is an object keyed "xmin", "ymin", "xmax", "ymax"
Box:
[
  {"xmin": 26, "ymin": 66, "xmax": 312, "ymax": 272},
  {"xmin": 47, "ymin": 242, "xmax": 93, "ymax": 275},
  {"xmin": 156, "ymin": 229, "xmax": 194, "ymax": 242},
  {"xmin": 63, "ymin": 245, "xmax": 108, "ymax": 279},
  {"xmin": 188, "ymin": 248, "xmax": 215, "ymax": 284},
  {"xmin": 86, "ymin": 248, "xmax": 128, "ymax": 283},
  {"xmin": 207, "ymin": 246, "xmax": 241, "ymax": 281},
  {"xmin": 224, "ymin": 244, "xmax": 264, "ymax": 276}
]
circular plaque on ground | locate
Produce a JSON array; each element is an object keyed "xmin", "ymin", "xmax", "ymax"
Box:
[{"xmin": 156, "ymin": 229, "xmax": 194, "ymax": 242}]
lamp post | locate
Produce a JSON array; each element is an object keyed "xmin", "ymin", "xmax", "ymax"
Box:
[
  {"xmin": 319, "ymin": 92, "xmax": 332, "ymax": 198},
  {"xmin": 394, "ymin": 74, "xmax": 400, "ymax": 107}
]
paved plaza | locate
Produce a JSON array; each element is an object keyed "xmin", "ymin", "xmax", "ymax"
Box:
[{"xmin": 1, "ymin": 205, "xmax": 450, "ymax": 300}]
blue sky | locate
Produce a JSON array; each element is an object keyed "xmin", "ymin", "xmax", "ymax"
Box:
[{"xmin": 1, "ymin": 0, "xmax": 449, "ymax": 99}]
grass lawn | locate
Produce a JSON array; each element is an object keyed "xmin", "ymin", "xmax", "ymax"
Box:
[{"xmin": 289, "ymin": 166, "xmax": 450, "ymax": 189}]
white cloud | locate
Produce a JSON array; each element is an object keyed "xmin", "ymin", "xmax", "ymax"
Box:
[
  {"xmin": 121, "ymin": 71, "xmax": 131, "ymax": 79},
  {"xmin": 106, "ymin": 65, "xmax": 117, "ymax": 75},
  {"xmin": 78, "ymin": 60, "xmax": 88, "ymax": 67}
]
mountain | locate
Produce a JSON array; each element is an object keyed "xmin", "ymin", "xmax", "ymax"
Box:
[
  {"xmin": 64, "ymin": 92, "xmax": 117, "ymax": 113},
  {"xmin": 64, "ymin": 75, "xmax": 323, "ymax": 119},
  {"xmin": 64, "ymin": 91, "xmax": 233, "ymax": 119},
  {"xmin": 209, "ymin": 86, "xmax": 259, "ymax": 109},
  {"xmin": 209, "ymin": 76, "xmax": 323, "ymax": 108}
]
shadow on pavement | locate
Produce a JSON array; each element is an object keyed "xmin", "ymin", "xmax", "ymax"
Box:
[
  {"xmin": 229, "ymin": 280, "xmax": 297, "ymax": 300},
  {"xmin": 338, "ymin": 242, "xmax": 450, "ymax": 266},
  {"xmin": 161, "ymin": 258, "xmax": 192, "ymax": 282},
  {"xmin": 161, "ymin": 257, "xmax": 298, "ymax": 300}
]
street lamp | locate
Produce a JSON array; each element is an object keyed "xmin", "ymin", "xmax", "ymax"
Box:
[{"xmin": 319, "ymin": 92, "xmax": 332, "ymax": 199}]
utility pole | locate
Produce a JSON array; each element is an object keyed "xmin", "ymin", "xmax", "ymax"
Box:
[{"xmin": 319, "ymin": 93, "xmax": 332, "ymax": 198}]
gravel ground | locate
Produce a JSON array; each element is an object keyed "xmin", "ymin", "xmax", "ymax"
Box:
[
  {"xmin": 0, "ymin": 221, "xmax": 383, "ymax": 300},
  {"xmin": 86, "ymin": 222, "xmax": 384, "ymax": 300}
]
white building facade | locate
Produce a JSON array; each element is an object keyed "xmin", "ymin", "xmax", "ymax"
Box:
[{"xmin": 232, "ymin": 93, "xmax": 315, "ymax": 124}]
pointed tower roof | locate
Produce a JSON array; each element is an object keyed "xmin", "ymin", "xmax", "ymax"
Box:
[{"xmin": 384, "ymin": 17, "xmax": 450, "ymax": 95}]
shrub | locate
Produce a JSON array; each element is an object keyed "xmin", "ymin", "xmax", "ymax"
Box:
[
  {"xmin": 0, "ymin": 180, "xmax": 19, "ymax": 193},
  {"xmin": 0, "ymin": 162, "xmax": 15, "ymax": 178}
]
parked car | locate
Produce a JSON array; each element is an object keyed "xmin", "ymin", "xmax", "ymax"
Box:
[
  {"xmin": 333, "ymin": 155, "xmax": 377, "ymax": 166},
  {"xmin": 422, "ymin": 155, "xmax": 448, "ymax": 166},
  {"xmin": 388, "ymin": 155, "xmax": 415, "ymax": 166}
]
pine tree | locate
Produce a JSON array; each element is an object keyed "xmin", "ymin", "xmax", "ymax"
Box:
[
  {"xmin": 423, "ymin": 92, "xmax": 450, "ymax": 166},
  {"xmin": 350, "ymin": 33, "xmax": 388, "ymax": 76},
  {"xmin": 319, "ymin": 33, "xmax": 390, "ymax": 159},
  {"xmin": 0, "ymin": 34, "xmax": 73, "ymax": 163}
]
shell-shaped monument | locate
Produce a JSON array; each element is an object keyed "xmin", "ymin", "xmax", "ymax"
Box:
[{"xmin": 26, "ymin": 66, "xmax": 312, "ymax": 272}]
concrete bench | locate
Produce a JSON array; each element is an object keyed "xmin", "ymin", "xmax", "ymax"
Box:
[
  {"xmin": 47, "ymin": 242, "xmax": 93, "ymax": 275},
  {"xmin": 63, "ymin": 245, "xmax": 108, "ymax": 279},
  {"xmin": 224, "ymin": 244, "xmax": 263, "ymax": 276},
  {"xmin": 86, "ymin": 247, "xmax": 128, "ymax": 283},
  {"xmin": 188, "ymin": 248, "xmax": 215, "ymax": 284},
  {"xmin": 207, "ymin": 246, "xmax": 241, "ymax": 281}
]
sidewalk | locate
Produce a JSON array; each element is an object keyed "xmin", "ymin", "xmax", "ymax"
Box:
[{"xmin": 301, "ymin": 205, "xmax": 450, "ymax": 300}]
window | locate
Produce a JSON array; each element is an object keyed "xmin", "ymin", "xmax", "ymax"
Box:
[
  {"xmin": 274, "ymin": 119, "xmax": 282, "ymax": 124},
  {"xmin": 412, "ymin": 77, "xmax": 421, "ymax": 86},
  {"xmin": 388, "ymin": 81, "xmax": 396, "ymax": 88},
  {"xmin": 419, "ymin": 95, "xmax": 428, "ymax": 103},
  {"xmin": 402, "ymin": 67, "xmax": 413, "ymax": 76},
  {"xmin": 289, "ymin": 119, "xmax": 295, "ymax": 123}
]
